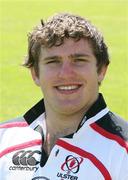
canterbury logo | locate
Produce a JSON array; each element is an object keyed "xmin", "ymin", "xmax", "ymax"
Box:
[{"xmin": 12, "ymin": 150, "xmax": 41, "ymax": 166}]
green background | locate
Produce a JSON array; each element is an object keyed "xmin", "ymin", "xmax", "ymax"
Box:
[{"xmin": 0, "ymin": 0, "xmax": 128, "ymax": 122}]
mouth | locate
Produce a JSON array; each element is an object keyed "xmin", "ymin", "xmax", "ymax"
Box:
[{"xmin": 55, "ymin": 84, "xmax": 82, "ymax": 94}]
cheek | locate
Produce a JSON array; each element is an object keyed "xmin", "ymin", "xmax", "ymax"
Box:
[
  {"xmin": 86, "ymin": 67, "xmax": 100, "ymax": 86},
  {"xmin": 38, "ymin": 68, "xmax": 57, "ymax": 87},
  {"xmin": 82, "ymin": 65, "xmax": 98, "ymax": 79}
]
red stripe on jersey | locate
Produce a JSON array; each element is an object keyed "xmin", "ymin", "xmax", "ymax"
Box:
[
  {"xmin": 0, "ymin": 139, "xmax": 42, "ymax": 158},
  {"xmin": 91, "ymin": 123, "xmax": 128, "ymax": 153},
  {"xmin": 0, "ymin": 122, "xmax": 28, "ymax": 128},
  {"xmin": 56, "ymin": 139, "xmax": 111, "ymax": 180}
]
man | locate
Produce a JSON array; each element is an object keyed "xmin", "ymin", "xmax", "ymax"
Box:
[{"xmin": 0, "ymin": 13, "xmax": 128, "ymax": 180}]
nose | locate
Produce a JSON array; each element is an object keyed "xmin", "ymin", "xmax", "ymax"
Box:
[{"xmin": 58, "ymin": 61, "xmax": 76, "ymax": 79}]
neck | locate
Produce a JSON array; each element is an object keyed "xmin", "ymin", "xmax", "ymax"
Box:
[
  {"xmin": 47, "ymin": 105, "xmax": 87, "ymax": 133},
  {"xmin": 43, "ymin": 93, "xmax": 99, "ymax": 155},
  {"xmin": 43, "ymin": 108, "xmax": 87, "ymax": 155}
]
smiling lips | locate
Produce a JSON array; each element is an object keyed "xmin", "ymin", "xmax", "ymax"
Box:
[{"xmin": 55, "ymin": 84, "xmax": 82, "ymax": 93}]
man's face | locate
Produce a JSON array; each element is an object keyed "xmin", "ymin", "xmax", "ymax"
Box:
[{"xmin": 31, "ymin": 38, "xmax": 107, "ymax": 116}]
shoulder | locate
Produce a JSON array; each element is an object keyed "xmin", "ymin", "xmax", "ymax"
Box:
[
  {"xmin": 0, "ymin": 116, "xmax": 27, "ymax": 127},
  {"xmin": 109, "ymin": 112, "xmax": 128, "ymax": 139},
  {"xmin": 0, "ymin": 116, "xmax": 41, "ymax": 138},
  {"xmin": 0, "ymin": 117, "xmax": 41, "ymax": 155},
  {"xmin": 91, "ymin": 112, "xmax": 128, "ymax": 154},
  {"xmin": 0, "ymin": 117, "xmax": 29, "ymax": 138},
  {"xmin": 95, "ymin": 112, "xmax": 128, "ymax": 141},
  {"xmin": 0, "ymin": 116, "xmax": 28, "ymax": 135}
]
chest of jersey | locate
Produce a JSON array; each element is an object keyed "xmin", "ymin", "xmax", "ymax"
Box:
[
  {"xmin": 33, "ymin": 137, "xmax": 112, "ymax": 180},
  {"xmin": 1, "ymin": 122, "xmax": 124, "ymax": 180}
]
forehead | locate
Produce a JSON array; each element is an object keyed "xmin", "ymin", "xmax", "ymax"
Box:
[{"xmin": 39, "ymin": 38, "xmax": 94, "ymax": 59}]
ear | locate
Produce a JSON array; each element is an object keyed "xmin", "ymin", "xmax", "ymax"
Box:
[
  {"xmin": 30, "ymin": 67, "xmax": 40, "ymax": 86},
  {"xmin": 98, "ymin": 65, "xmax": 108, "ymax": 83}
]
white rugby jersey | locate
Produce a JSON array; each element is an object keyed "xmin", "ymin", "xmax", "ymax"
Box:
[{"xmin": 0, "ymin": 94, "xmax": 128, "ymax": 180}]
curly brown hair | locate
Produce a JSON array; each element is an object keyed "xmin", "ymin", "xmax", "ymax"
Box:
[{"xmin": 23, "ymin": 13, "xmax": 109, "ymax": 75}]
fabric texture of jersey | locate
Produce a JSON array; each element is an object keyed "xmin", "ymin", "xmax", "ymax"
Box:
[{"xmin": 0, "ymin": 93, "xmax": 128, "ymax": 180}]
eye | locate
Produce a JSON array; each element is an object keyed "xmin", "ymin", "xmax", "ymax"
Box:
[
  {"xmin": 45, "ymin": 59, "xmax": 60, "ymax": 64},
  {"xmin": 74, "ymin": 58, "xmax": 89, "ymax": 64},
  {"xmin": 75, "ymin": 58, "xmax": 85, "ymax": 61}
]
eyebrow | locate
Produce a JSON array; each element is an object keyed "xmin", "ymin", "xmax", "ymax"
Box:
[
  {"xmin": 43, "ymin": 53, "xmax": 90, "ymax": 61},
  {"xmin": 43, "ymin": 56, "xmax": 61, "ymax": 61},
  {"xmin": 69, "ymin": 53, "xmax": 91, "ymax": 59}
]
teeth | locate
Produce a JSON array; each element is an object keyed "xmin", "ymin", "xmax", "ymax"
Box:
[{"xmin": 57, "ymin": 85, "xmax": 79, "ymax": 90}]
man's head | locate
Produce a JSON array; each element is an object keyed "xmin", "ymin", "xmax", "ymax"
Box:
[
  {"xmin": 23, "ymin": 12, "xmax": 109, "ymax": 76},
  {"xmin": 24, "ymin": 13, "xmax": 110, "ymax": 116}
]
